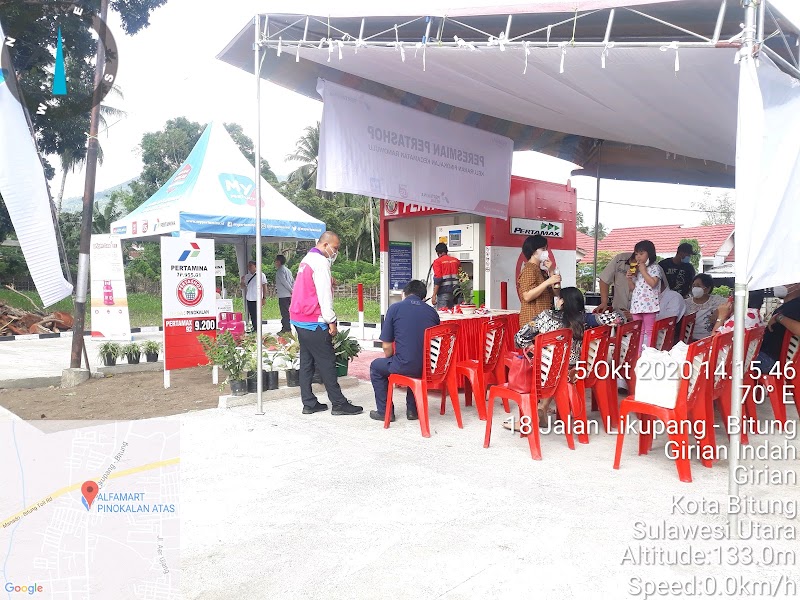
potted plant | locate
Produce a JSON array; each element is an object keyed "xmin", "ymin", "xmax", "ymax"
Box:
[
  {"xmin": 457, "ymin": 267, "xmax": 474, "ymax": 306},
  {"xmin": 245, "ymin": 334, "xmax": 280, "ymax": 392},
  {"xmin": 141, "ymin": 340, "xmax": 161, "ymax": 362},
  {"xmin": 122, "ymin": 342, "xmax": 141, "ymax": 365},
  {"xmin": 333, "ymin": 328, "xmax": 361, "ymax": 377},
  {"xmin": 199, "ymin": 331, "xmax": 249, "ymax": 395},
  {"xmin": 276, "ymin": 332, "xmax": 300, "ymax": 387},
  {"xmin": 97, "ymin": 341, "xmax": 122, "ymax": 367}
]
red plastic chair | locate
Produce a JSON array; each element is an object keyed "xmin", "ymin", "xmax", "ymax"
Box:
[
  {"xmin": 609, "ymin": 319, "xmax": 643, "ymax": 408},
  {"xmin": 484, "ymin": 329, "xmax": 574, "ymax": 460},
  {"xmin": 652, "ymin": 316, "xmax": 677, "ymax": 351},
  {"xmin": 450, "ymin": 317, "xmax": 506, "ymax": 421},
  {"xmin": 574, "ymin": 325, "xmax": 614, "ymax": 435},
  {"xmin": 385, "ymin": 322, "xmax": 462, "ymax": 437},
  {"xmin": 679, "ymin": 313, "xmax": 696, "ymax": 344},
  {"xmin": 703, "ymin": 331, "xmax": 743, "ymax": 452},
  {"xmin": 741, "ymin": 325, "xmax": 766, "ymax": 421},
  {"xmin": 757, "ymin": 331, "xmax": 800, "ymax": 427},
  {"xmin": 613, "ymin": 337, "xmax": 714, "ymax": 483}
]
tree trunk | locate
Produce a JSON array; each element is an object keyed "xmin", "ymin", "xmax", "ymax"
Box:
[
  {"xmin": 369, "ymin": 197, "xmax": 376, "ymax": 265},
  {"xmin": 355, "ymin": 238, "xmax": 361, "ymax": 263},
  {"xmin": 56, "ymin": 167, "xmax": 68, "ymax": 214}
]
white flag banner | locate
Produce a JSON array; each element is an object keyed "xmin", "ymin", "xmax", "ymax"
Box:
[
  {"xmin": 0, "ymin": 23, "xmax": 73, "ymax": 307},
  {"xmin": 316, "ymin": 79, "xmax": 513, "ymax": 218}
]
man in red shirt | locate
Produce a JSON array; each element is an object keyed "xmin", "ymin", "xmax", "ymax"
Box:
[{"xmin": 431, "ymin": 242, "xmax": 461, "ymax": 309}]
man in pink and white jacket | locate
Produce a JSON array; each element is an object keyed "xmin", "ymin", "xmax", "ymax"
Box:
[{"xmin": 290, "ymin": 231, "xmax": 363, "ymax": 416}]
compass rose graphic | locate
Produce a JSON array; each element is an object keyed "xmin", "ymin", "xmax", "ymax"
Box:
[{"xmin": 0, "ymin": 0, "xmax": 119, "ymax": 117}]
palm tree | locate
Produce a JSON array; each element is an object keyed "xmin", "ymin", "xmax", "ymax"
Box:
[
  {"xmin": 56, "ymin": 85, "xmax": 126, "ymax": 213},
  {"xmin": 286, "ymin": 122, "xmax": 320, "ymax": 192},
  {"xmin": 91, "ymin": 192, "xmax": 123, "ymax": 234}
]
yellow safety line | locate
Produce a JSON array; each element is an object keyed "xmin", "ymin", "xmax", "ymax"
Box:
[{"xmin": 1, "ymin": 457, "xmax": 180, "ymax": 529}]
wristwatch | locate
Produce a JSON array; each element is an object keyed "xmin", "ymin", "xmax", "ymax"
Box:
[{"xmin": 776, "ymin": 314, "xmax": 784, "ymax": 323}]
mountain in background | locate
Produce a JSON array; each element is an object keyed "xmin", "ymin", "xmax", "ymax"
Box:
[{"xmin": 61, "ymin": 179, "xmax": 135, "ymax": 214}]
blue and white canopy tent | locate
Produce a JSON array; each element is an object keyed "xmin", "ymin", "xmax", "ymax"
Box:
[
  {"xmin": 110, "ymin": 121, "xmax": 325, "ymax": 274},
  {"xmin": 217, "ymin": 0, "xmax": 800, "ymax": 515}
]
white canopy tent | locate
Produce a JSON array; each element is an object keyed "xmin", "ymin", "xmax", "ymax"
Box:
[
  {"xmin": 110, "ymin": 121, "xmax": 325, "ymax": 277},
  {"xmin": 217, "ymin": 0, "xmax": 800, "ymax": 511}
]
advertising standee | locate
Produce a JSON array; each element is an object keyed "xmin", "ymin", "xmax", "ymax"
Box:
[
  {"xmin": 160, "ymin": 238, "xmax": 217, "ymax": 387},
  {"xmin": 89, "ymin": 234, "xmax": 131, "ymax": 340}
]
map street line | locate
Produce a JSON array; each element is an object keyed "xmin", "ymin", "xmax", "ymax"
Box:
[{"xmin": 1, "ymin": 457, "xmax": 179, "ymax": 529}]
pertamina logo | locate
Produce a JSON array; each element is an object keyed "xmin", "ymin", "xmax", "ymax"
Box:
[
  {"xmin": 176, "ymin": 278, "xmax": 204, "ymax": 307},
  {"xmin": 178, "ymin": 243, "xmax": 200, "ymax": 261}
]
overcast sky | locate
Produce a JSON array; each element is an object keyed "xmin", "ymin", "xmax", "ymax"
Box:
[{"xmin": 50, "ymin": 0, "xmax": 800, "ymax": 231}]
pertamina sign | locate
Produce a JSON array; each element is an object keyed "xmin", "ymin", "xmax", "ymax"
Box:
[{"xmin": 160, "ymin": 237, "xmax": 216, "ymax": 372}]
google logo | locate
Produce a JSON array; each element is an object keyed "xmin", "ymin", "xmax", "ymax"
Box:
[{"xmin": 4, "ymin": 583, "xmax": 43, "ymax": 594}]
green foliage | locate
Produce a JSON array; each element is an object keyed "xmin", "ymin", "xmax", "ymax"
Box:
[
  {"xmin": 576, "ymin": 212, "xmax": 588, "ymax": 234},
  {"xmin": 331, "ymin": 261, "xmax": 379, "ymax": 286},
  {"xmin": 712, "ymin": 285, "xmax": 731, "ymax": 298},
  {"xmin": 224, "ymin": 122, "xmax": 278, "ymax": 186},
  {"xmin": 576, "ymin": 250, "xmax": 618, "ymax": 291},
  {"xmin": 199, "ymin": 331, "xmax": 248, "ymax": 383},
  {"xmin": 141, "ymin": 340, "xmax": 162, "ymax": 354},
  {"xmin": 333, "ymin": 329, "xmax": 361, "ymax": 365},
  {"xmin": 679, "ymin": 238, "xmax": 701, "ymax": 269},
  {"xmin": 286, "ymin": 122, "xmax": 320, "ymax": 190},
  {"xmin": 122, "ymin": 342, "xmax": 141, "ymax": 359},
  {"xmin": 0, "ymin": 246, "xmax": 29, "ymax": 281},
  {"xmin": 693, "ymin": 189, "xmax": 734, "ymax": 226},
  {"xmin": 0, "ymin": 199, "xmax": 13, "ymax": 245},
  {"xmin": 97, "ymin": 341, "xmax": 123, "ymax": 360}
]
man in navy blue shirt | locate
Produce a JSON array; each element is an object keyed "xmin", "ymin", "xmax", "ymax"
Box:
[{"xmin": 370, "ymin": 280, "xmax": 441, "ymax": 422}]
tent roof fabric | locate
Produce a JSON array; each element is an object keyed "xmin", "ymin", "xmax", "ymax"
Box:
[
  {"xmin": 110, "ymin": 122, "xmax": 325, "ymax": 242},
  {"xmin": 579, "ymin": 223, "xmax": 734, "ymax": 263},
  {"xmin": 217, "ymin": 1, "xmax": 800, "ymax": 187}
]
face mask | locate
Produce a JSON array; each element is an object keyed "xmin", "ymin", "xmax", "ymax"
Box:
[
  {"xmin": 327, "ymin": 249, "xmax": 338, "ymax": 266},
  {"xmin": 773, "ymin": 285, "xmax": 788, "ymax": 299},
  {"xmin": 538, "ymin": 250, "xmax": 549, "ymax": 262},
  {"xmin": 682, "ymin": 256, "xmax": 692, "ymax": 264},
  {"xmin": 691, "ymin": 286, "xmax": 705, "ymax": 298}
]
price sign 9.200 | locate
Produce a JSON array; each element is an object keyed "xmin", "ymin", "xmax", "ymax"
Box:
[{"xmin": 193, "ymin": 319, "xmax": 216, "ymax": 332}]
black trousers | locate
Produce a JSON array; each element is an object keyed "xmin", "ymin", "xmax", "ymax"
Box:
[
  {"xmin": 370, "ymin": 356, "xmax": 417, "ymax": 414},
  {"xmin": 278, "ymin": 297, "xmax": 291, "ymax": 333},
  {"xmin": 246, "ymin": 300, "xmax": 259, "ymax": 332},
  {"xmin": 296, "ymin": 326, "xmax": 348, "ymax": 408}
]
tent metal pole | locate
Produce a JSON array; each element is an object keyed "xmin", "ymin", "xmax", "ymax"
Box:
[
  {"xmin": 592, "ymin": 140, "xmax": 603, "ymax": 293},
  {"xmin": 728, "ymin": 0, "xmax": 758, "ymax": 537},
  {"xmin": 255, "ymin": 14, "xmax": 265, "ymax": 415}
]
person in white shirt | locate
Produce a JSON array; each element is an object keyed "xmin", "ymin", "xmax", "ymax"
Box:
[
  {"xmin": 240, "ymin": 261, "xmax": 267, "ymax": 333},
  {"xmin": 274, "ymin": 254, "xmax": 295, "ymax": 334}
]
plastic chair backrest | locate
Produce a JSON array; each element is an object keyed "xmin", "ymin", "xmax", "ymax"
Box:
[
  {"xmin": 782, "ymin": 331, "xmax": 800, "ymax": 364},
  {"xmin": 652, "ymin": 316, "xmax": 677, "ymax": 351},
  {"xmin": 425, "ymin": 322, "xmax": 460, "ymax": 387},
  {"xmin": 580, "ymin": 325, "xmax": 612, "ymax": 387},
  {"xmin": 680, "ymin": 313, "xmax": 696, "ymax": 344},
  {"xmin": 482, "ymin": 318, "xmax": 507, "ymax": 371},
  {"xmin": 709, "ymin": 330, "xmax": 734, "ymax": 394},
  {"xmin": 532, "ymin": 328, "xmax": 572, "ymax": 398},
  {"xmin": 615, "ymin": 320, "xmax": 642, "ymax": 369},
  {"xmin": 744, "ymin": 325, "xmax": 766, "ymax": 370},
  {"xmin": 678, "ymin": 336, "xmax": 714, "ymax": 412}
]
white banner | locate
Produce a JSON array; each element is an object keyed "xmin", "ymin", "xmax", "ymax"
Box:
[
  {"xmin": 316, "ymin": 79, "xmax": 513, "ymax": 218},
  {"xmin": 0, "ymin": 24, "xmax": 72, "ymax": 307},
  {"xmin": 89, "ymin": 235, "xmax": 131, "ymax": 340},
  {"xmin": 160, "ymin": 238, "xmax": 216, "ymax": 319}
]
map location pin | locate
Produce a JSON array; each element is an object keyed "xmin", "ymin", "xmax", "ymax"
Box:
[{"xmin": 81, "ymin": 481, "xmax": 99, "ymax": 510}]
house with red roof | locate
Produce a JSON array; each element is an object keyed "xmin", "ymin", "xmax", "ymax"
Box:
[
  {"xmin": 575, "ymin": 231, "xmax": 597, "ymax": 262},
  {"xmin": 579, "ymin": 224, "xmax": 735, "ymax": 274}
]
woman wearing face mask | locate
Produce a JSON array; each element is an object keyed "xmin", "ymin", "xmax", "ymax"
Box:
[
  {"xmin": 684, "ymin": 273, "xmax": 726, "ymax": 340},
  {"xmin": 511, "ymin": 286, "xmax": 585, "ymax": 428},
  {"xmin": 517, "ymin": 234, "xmax": 561, "ymax": 326},
  {"xmin": 626, "ymin": 240, "xmax": 661, "ymax": 348}
]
